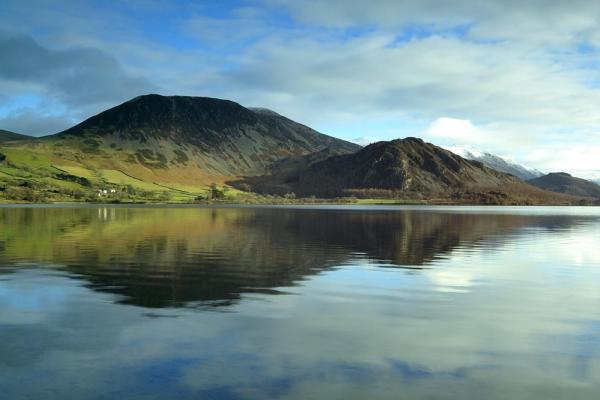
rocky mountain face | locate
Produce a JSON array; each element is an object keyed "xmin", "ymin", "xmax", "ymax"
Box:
[
  {"xmin": 52, "ymin": 94, "xmax": 360, "ymax": 176},
  {"xmin": 528, "ymin": 173, "xmax": 600, "ymax": 198},
  {"xmin": 275, "ymin": 138, "xmax": 520, "ymax": 197},
  {"xmin": 447, "ymin": 147, "xmax": 543, "ymax": 180},
  {"xmin": 0, "ymin": 129, "xmax": 30, "ymax": 142}
]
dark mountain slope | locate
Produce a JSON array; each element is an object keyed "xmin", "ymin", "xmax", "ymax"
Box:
[
  {"xmin": 292, "ymin": 138, "xmax": 519, "ymax": 196},
  {"xmin": 528, "ymin": 173, "xmax": 600, "ymax": 198},
  {"xmin": 230, "ymin": 146, "xmax": 351, "ymax": 195},
  {"xmin": 0, "ymin": 129, "xmax": 31, "ymax": 142},
  {"xmin": 234, "ymin": 137, "xmax": 575, "ymax": 204},
  {"xmin": 51, "ymin": 94, "xmax": 359, "ymax": 176}
]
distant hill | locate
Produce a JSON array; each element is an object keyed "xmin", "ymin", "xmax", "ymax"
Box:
[
  {"xmin": 233, "ymin": 137, "xmax": 573, "ymax": 204},
  {"xmin": 447, "ymin": 146, "xmax": 543, "ymax": 180},
  {"xmin": 0, "ymin": 129, "xmax": 30, "ymax": 142},
  {"xmin": 528, "ymin": 173, "xmax": 600, "ymax": 198},
  {"xmin": 290, "ymin": 138, "xmax": 518, "ymax": 196}
]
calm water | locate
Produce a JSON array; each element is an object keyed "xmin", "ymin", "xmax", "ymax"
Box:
[{"xmin": 1, "ymin": 205, "xmax": 600, "ymax": 399}]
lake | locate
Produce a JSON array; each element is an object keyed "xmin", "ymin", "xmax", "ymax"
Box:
[{"xmin": 1, "ymin": 205, "xmax": 600, "ymax": 399}]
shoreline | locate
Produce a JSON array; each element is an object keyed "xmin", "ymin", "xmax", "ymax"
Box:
[{"xmin": 0, "ymin": 199, "xmax": 595, "ymax": 207}]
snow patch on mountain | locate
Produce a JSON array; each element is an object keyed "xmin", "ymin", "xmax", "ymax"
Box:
[{"xmin": 445, "ymin": 146, "xmax": 544, "ymax": 181}]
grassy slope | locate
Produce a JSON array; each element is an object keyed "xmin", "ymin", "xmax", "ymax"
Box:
[{"xmin": 0, "ymin": 139, "xmax": 214, "ymax": 202}]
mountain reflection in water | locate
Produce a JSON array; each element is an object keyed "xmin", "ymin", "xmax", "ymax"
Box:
[
  {"xmin": 0, "ymin": 206, "xmax": 595, "ymax": 308},
  {"xmin": 2, "ymin": 206, "xmax": 600, "ymax": 400}
]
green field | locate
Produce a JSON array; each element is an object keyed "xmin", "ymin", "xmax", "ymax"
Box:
[{"xmin": 0, "ymin": 144, "xmax": 250, "ymax": 203}]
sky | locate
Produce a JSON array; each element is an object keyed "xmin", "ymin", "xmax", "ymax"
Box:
[{"xmin": 1, "ymin": 0, "xmax": 600, "ymax": 178}]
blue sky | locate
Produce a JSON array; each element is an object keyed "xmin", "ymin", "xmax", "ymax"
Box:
[{"xmin": 1, "ymin": 0, "xmax": 600, "ymax": 178}]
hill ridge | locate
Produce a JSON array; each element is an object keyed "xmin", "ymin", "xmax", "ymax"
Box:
[
  {"xmin": 528, "ymin": 172, "xmax": 600, "ymax": 198},
  {"xmin": 0, "ymin": 129, "xmax": 31, "ymax": 142}
]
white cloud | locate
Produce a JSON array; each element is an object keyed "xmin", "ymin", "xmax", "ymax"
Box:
[
  {"xmin": 526, "ymin": 146, "xmax": 600, "ymax": 176},
  {"xmin": 276, "ymin": 0, "xmax": 600, "ymax": 45},
  {"xmin": 0, "ymin": 109, "xmax": 75, "ymax": 136},
  {"xmin": 182, "ymin": 13, "xmax": 270, "ymax": 48},
  {"xmin": 426, "ymin": 118, "xmax": 481, "ymax": 142},
  {"xmin": 349, "ymin": 136, "xmax": 379, "ymax": 146}
]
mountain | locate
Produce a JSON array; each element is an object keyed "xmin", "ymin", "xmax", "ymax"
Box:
[
  {"xmin": 447, "ymin": 146, "xmax": 543, "ymax": 180},
  {"xmin": 0, "ymin": 129, "xmax": 30, "ymax": 142},
  {"xmin": 235, "ymin": 137, "xmax": 573, "ymax": 204},
  {"xmin": 52, "ymin": 94, "xmax": 359, "ymax": 176},
  {"xmin": 0, "ymin": 94, "xmax": 359, "ymax": 202},
  {"xmin": 527, "ymin": 173, "xmax": 600, "ymax": 198},
  {"xmin": 291, "ymin": 138, "xmax": 518, "ymax": 196},
  {"xmin": 248, "ymin": 107, "xmax": 282, "ymax": 117}
]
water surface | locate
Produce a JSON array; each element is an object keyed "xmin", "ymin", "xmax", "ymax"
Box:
[{"xmin": 1, "ymin": 205, "xmax": 600, "ymax": 399}]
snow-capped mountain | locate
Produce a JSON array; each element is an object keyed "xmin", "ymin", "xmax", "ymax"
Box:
[{"xmin": 446, "ymin": 146, "xmax": 544, "ymax": 181}]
